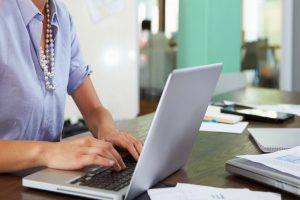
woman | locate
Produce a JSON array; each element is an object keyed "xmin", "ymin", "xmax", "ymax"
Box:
[{"xmin": 0, "ymin": 0, "xmax": 143, "ymax": 172}]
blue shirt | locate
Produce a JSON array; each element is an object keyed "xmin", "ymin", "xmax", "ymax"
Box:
[{"xmin": 0, "ymin": 0, "xmax": 92, "ymax": 141}]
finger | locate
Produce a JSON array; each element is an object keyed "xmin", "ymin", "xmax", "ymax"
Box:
[
  {"xmin": 102, "ymin": 132, "xmax": 142, "ymax": 161},
  {"xmin": 133, "ymin": 141, "xmax": 143, "ymax": 155},
  {"xmin": 105, "ymin": 152, "xmax": 122, "ymax": 171},
  {"xmin": 123, "ymin": 133, "xmax": 144, "ymax": 146},
  {"xmin": 108, "ymin": 147, "xmax": 126, "ymax": 170},
  {"xmin": 81, "ymin": 146, "xmax": 125, "ymax": 171},
  {"xmin": 81, "ymin": 155, "xmax": 115, "ymax": 168},
  {"xmin": 114, "ymin": 135, "xmax": 140, "ymax": 161},
  {"xmin": 124, "ymin": 141, "xmax": 140, "ymax": 161},
  {"xmin": 130, "ymin": 137, "xmax": 144, "ymax": 154},
  {"xmin": 124, "ymin": 134, "xmax": 144, "ymax": 156}
]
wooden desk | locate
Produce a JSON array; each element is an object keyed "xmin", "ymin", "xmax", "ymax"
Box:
[{"xmin": 1, "ymin": 87, "xmax": 300, "ymax": 200}]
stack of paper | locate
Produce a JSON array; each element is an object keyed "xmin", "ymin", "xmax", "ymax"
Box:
[
  {"xmin": 204, "ymin": 105, "xmax": 243, "ymax": 124},
  {"xmin": 200, "ymin": 105, "xmax": 248, "ymax": 134},
  {"xmin": 238, "ymin": 146, "xmax": 300, "ymax": 178},
  {"xmin": 148, "ymin": 183, "xmax": 281, "ymax": 200}
]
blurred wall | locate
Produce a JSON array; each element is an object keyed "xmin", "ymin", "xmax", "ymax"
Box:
[
  {"xmin": 62, "ymin": 0, "xmax": 139, "ymax": 121},
  {"xmin": 177, "ymin": 0, "xmax": 241, "ymax": 73}
]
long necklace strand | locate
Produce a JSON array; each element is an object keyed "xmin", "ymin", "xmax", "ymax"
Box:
[{"xmin": 40, "ymin": 0, "xmax": 55, "ymax": 91}]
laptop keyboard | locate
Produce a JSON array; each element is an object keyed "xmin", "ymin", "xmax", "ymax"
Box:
[{"xmin": 70, "ymin": 155, "xmax": 136, "ymax": 191}]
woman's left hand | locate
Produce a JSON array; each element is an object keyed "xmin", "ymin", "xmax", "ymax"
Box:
[{"xmin": 99, "ymin": 130, "xmax": 144, "ymax": 161}]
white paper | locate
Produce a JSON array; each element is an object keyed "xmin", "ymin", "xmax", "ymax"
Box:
[
  {"xmin": 238, "ymin": 146, "xmax": 300, "ymax": 178},
  {"xmin": 256, "ymin": 104, "xmax": 300, "ymax": 116},
  {"xmin": 204, "ymin": 105, "xmax": 243, "ymax": 124},
  {"xmin": 148, "ymin": 187, "xmax": 185, "ymax": 200},
  {"xmin": 200, "ymin": 122, "xmax": 248, "ymax": 134},
  {"xmin": 177, "ymin": 183, "xmax": 281, "ymax": 200},
  {"xmin": 148, "ymin": 183, "xmax": 281, "ymax": 200},
  {"xmin": 86, "ymin": 0, "xmax": 124, "ymax": 23}
]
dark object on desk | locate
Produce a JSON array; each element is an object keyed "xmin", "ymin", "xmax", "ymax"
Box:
[
  {"xmin": 226, "ymin": 158, "xmax": 300, "ymax": 196},
  {"xmin": 221, "ymin": 104, "xmax": 294, "ymax": 123},
  {"xmin": 62, "ymin": 119, "xmax": 88, "ymax": 139}
]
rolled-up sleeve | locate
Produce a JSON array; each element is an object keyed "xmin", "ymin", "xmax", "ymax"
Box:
[{"xmin": 67, "ymin": 16, "xmax": 92, "ymax": 95}]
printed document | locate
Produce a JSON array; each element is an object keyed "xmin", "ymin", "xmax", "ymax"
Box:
[
  {"xmin": 148, "ymin": 183, "xmax": 281, "ymax": 200},
  {"xmin": 238, "ymin": 146, "xmax": 300, "ymax": 178}
]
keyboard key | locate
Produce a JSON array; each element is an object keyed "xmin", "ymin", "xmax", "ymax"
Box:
[{"xmin": 73, "ymin": 155, "xmax": 136, "ymax": 191}]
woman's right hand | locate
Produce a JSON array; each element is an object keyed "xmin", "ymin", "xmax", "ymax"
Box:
[{"xmin": 44, "ymin": 136, "xmax": 126, "ymax": 171}]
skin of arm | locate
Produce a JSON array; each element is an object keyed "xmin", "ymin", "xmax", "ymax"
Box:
[
  {"xmin": 0, "ymin": 137, "xmax": 116, "ymax": 172},
  {"xmin": 72, "ymin": 77, "xmax": 144, "ymax": 169}
]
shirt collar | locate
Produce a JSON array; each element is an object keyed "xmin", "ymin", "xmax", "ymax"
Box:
[
  {"xmin": 17, "ymin": 0, "xmax": 40, "ymax": 25},
  {"xmin": 49, "ymin": 0, "xmax": 59, "ymax": 26},
  {"xmin": 17, "ymin": 0, "xmax": 59, "ymax": 26}
]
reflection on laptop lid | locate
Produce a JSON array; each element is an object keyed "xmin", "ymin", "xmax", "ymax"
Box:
[{"xmin": 23, "ymin": 64, "xmax": 222, "ymax": 200}]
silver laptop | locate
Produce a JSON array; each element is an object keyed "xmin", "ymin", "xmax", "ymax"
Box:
[
  {"xmin": 23, "ymin": 63, "xmax": 222, "ymax": 200},
  {"xmin": 248, "ymin": 128, "xmax": 300, "ymax": 153},
  {"xmin": 226, "ymin": 158, "xmax": 300, "ymax": 196}
]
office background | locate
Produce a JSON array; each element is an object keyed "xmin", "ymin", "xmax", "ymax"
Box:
[
  {"xmin": 61, "ymin": 0, "xmax": 300, "ymax": 121},
  {"xmin": 1, "ymin": 1, "xmax": 300, "ymax": 199}
]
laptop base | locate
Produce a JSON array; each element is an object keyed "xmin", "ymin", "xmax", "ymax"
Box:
[{"xmin": 226, "ymin": 158, "xmax": 300, "ymax": 196}]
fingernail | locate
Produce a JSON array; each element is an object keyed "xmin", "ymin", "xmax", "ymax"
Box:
[
  {"xmin": 109, "ymin": 160, "xmax": 114, "ymax": 165},
  {"xmin": 118, "ymin": 164, "xmax": 122, "ymax": 170}
]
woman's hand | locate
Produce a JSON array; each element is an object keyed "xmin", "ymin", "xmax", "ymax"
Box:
[
  {"xmin": 71, "ymin": 77, "xmax": 144, "ymax": 163},
  {"xmin": 45, "ymin": 136, "xmax": 126, "ymax": 171},
  {"xmin": 99, "ymin": 130, "xmax": 144, "ymax": 161}
]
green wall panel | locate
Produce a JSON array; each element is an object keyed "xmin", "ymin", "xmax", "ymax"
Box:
[{"xmin": 177, "ymin": 0, "xmax": 241, "ymax": 73}]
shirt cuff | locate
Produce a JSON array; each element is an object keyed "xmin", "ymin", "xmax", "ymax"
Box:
[{"xmin": 67, "ymin": 65, "xmax": 93, "ymax": 95}]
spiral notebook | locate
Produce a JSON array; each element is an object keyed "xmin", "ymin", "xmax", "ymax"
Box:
[{"xmin": 248, "ymin": 128, "xmax": 300, "ymax": 153}]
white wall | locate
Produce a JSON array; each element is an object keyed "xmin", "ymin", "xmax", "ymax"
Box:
[{"xmin": 61, "ymin": 0, "xmax": 139, "ymax": 121}]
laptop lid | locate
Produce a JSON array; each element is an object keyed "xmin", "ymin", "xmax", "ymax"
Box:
[{"xmin": 126, "ymin": 63, "xmax": 222, "ymax": 199}]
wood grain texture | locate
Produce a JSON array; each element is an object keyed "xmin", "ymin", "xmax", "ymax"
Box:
[{"xmin": 1, "ymin": 87, "xmax": 299, "ymax": 199}]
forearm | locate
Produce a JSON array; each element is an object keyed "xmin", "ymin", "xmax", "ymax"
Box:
[
  {"xmin": 83, "ymin": 106, "xmax": 117, "ymax": 139},
  {"xmin": 0, "ymin": 138, "xmax": 122, "ymax": 172},
  {"xmin": 71, "ymin": 77, "xmax": 118, "ymax": 139},
  {"xmin": 0, "ymin": 140, "xmax": 51, "ymax": 173}
]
